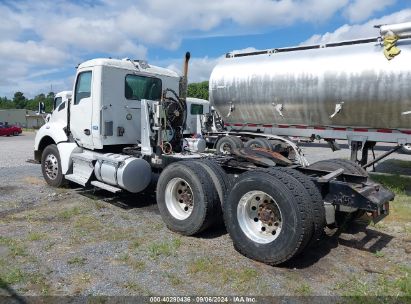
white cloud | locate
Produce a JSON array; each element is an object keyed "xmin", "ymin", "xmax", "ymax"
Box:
[
  {"xmin": 303, "ymin": 8, "xmax": 411, "ymax": 44},
  {"xmin": 0, "ymin": 40, "xmax": 67, "ymax": 65},
  {"xmin": 344, "ymin": 0, "xmax": 396, "ymax": 22},
  {"xmin": 0, "ymin": 0, "xmax": 403, "ymax": 96},
  {"xmin": 163, "ymin": 48, "xmax": 258, "ymax": 83}
]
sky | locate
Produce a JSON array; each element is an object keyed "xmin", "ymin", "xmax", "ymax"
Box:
[{"xmin": 0, "ymin": 0, "xmax": 410, "ymax": 98}]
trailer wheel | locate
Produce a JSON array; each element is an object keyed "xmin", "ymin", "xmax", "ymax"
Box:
[
  {"xmin": 273, "ymin": 168, "xmax": 325, "ymax": 246},
  {"xmin": 244, "ymin": 138, "xmax": 272, "ymax": 150},
  {"xmin": 400, "ymin": 145, "xmax": 411, "ymax": 155},
  {"xmin": 41, "ymin": 144, "xmax": 66, "ymax": 187},
  {"xmin": 223, "ymin": 169, "xmax": 313, "ymax": 265},
  {"xmin": 216, "ymin": 136, "xmax": 243, "ymax": 154},
  {"xmin": 156, "ymin": 161, "xmax": 220, "ymax": 235}
]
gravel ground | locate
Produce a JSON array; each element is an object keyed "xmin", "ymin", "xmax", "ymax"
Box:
[{"xmin": 0, "ymin": 132, "xmax": 410, "ymax": 298}]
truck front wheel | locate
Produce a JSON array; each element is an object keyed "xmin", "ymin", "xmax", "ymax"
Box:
[{"xmin": 41, "ymin": 144, "xmax": 66, "ymax": 187}]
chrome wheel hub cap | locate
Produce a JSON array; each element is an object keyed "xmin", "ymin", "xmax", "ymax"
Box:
[
  {"xmin": 237, "ymin": 191, "xmax": 282, "ymax": 244},
  {"xmin": 165, "ymin": 178, "xmax": 194, "ymax": 220},
  {"xmin": 44, "ymin": 154, "xmax": 59, "ymax": 180}
]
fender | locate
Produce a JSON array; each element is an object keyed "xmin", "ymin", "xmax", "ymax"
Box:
[
  {"xmin": 34, "ymin": 122, "xmax": 69, "ymax": 151},
  {"xmin": 34, "ymin": 122, "xmax": 70, "ymax": 162},
  {"xmin": 57, "ymin": 142, "xmax": 83, "ymax": 174}
]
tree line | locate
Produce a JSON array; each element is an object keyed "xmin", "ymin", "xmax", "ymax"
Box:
[
  {"xmin": 0, "ymin": 91, "xmax": 55, "ymax": 113},
  {"xmin": 0, "ymin": 81, "xmax": 209, "ymax": 113},
  {"xmin": 188, "ymin": 81, "xmax": 209, "ymax": 100}
]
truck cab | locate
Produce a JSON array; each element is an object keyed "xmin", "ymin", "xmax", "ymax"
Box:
[
  {"xmin": 69, "ymin": 58, "xmax": 180, "ymax": 150},
  {"xmin": 34, "ymin": 58, "xmax": 182, "ymax": 161},
  {"xmin": 46, "ymin": 90, "xmax": 72, "ymax": 124}
]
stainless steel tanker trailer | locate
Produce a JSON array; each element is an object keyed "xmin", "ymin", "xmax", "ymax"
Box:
[{"xmin": 208, "ymin": 22, "xmax": 411, "ymax": 166}]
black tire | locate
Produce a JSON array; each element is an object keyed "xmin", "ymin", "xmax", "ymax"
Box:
[
  {"xmin": 223, "ymin": 169, "xmax": 313, "ymax": 265},
  {"xmin": 216, "ymin": 136, "xmax": 243, "ymax": 155},
  {"xmin": 41, "ymin": 144, "xmax": 66, "ymax": 187},
  {"xmin": 244, "ymin": 138, "xmax": 273, "ymax": 150},
  {"xmin": 188, "ymin": 159, "xmax": 234, "ymax": 206},
  {"xmin": 156, "ymin": 161, "xmax": 220, "ymax": 235},
  {"xmin": 13, "ymin": 131, "xmax": 19, "ymax": 136},
  {"xmin": 272, "ymin": 167, "xmax": 325, "ymax": 246},
  {"xmin": 308, "ymin": 158, "xmax": 368, "ymax": 176},
  {"xmin": 400, "ymin": 145, "xmax": 411, "ymax": 155}
]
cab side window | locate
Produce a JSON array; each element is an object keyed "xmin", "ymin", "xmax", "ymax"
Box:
[
  {"xmin": 74, "ymin": 71, "xmax": 92, "ymax": 105},
  {"xmin": 125, "ymin": 75, "xmax": 162, "ymax": 101},
  {"xmin": 54, "ymin": 97, "xmax": 62, "ymax": 110}
]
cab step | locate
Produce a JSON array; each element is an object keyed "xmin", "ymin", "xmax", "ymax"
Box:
[
  {"xmin": 65, "ymin": 151, "xmax": 96, "ymax": 186},
  {"xmin": 91, "ymin": 181, "xmax": 122, "ymax": 193},
  {"xmin": 65, "ymin": 174, "xmax": 89, "ymax": 186}
]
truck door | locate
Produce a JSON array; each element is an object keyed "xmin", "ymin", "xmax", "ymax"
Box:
[{"xmin": 70, "ymin": 71, "xmax": 94, "ymax": 149}]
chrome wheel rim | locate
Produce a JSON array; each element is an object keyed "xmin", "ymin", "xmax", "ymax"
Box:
[
  {"xmin": 403, "ymin": 144, "xmax": 411, "ymax": 151},
  {"xmin": 237, "ymin": 191, "xmax": 282, "ymax": 244},
  {"xmin": 219, "ymin": 142, "xmax": 232, "ymax": 154},
  {"xmin": 165, "ymin": 178, "xmax": 194, "ymax": 220},
  {"xmin": 44, "ymin": 154, "xmax": 59, "ymax": 180}
]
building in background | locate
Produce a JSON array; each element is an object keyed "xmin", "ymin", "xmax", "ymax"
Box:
[{"xmin": 0, "ymin": 109, "xmax": 45, "ymax": 128}]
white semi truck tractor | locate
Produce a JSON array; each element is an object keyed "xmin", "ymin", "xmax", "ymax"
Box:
[
  {"xmin": 34, "ymin": 53, "xmax": 394, "ymax": 265},
  {"xmin": 208, "ymin": 22, "xmax": 411, "ymax": 167}
]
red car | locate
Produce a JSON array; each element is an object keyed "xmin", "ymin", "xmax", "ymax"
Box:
[{"xmin": 0, "ymin": 125, "xmax": 22, "ymax": 136}]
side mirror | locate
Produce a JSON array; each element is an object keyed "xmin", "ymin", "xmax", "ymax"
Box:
[{"xmin": 38, "ymin": 102, "xmax": 46, "ymax": 114}]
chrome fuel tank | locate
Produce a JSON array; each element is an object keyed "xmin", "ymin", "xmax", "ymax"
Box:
[{"xmin": 210, "ymin": 31, "xmax": 411, "ymax": 130}]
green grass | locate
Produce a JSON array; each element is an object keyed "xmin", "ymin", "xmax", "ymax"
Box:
[
  {"xmin": 335, "ymin": 266, "xmax": 411, "ymax": 297},
  {"xmin": 73, "ymin": 215, "xmax": 103, "ymax": 233},
  {"xmin": 0, "ymin": 236, "xmax": 27, "ymax": 258},
  {"xmin": 129, "ymin": 239, "xmax": 141, "ymax": 250},
  {"xmin": 27, "ymin": 232, "xmax": 46, "ymax": 241},
  {"xmin": 122, "ymin": 281, "xmax": 147, "ymax": 294},
  {"xmin": 165, "ymin": 272, "xmax": 182, "ymax": 286},
  {"xmin": 28, "ymin": 273, "xmax": 51, "ymax": 295},
  {"xmin": 67, "ymin": 256, "xmax": 87, "ymax": 266},
  {"xmin": 188, "ymin": 257, "xmax": 211, "ymax": 274},
  {"xmin": 370, "ymin": 173, "xmax": 411, "ymax": 194},
  {"xmin": 93, "ymin": 201, "xmax": 107, "ymax": 210},
  {"xmin": 57, "ymin": 206, "xmax": 82, "ymax": 220},
  {"xmin": 373, "ymin": 251, "xmax": 385, "ymax": 258},
  {"xmin": 0, "ymin": 268, "xmax": 25, "ymax": 287},
  {"xmin": 187, "ymin": 257, "xmax": 259, "ymax": 292},
  {"xmin": 369, "ymin": 173, "xmax": 411, "ymax": 226},
  {"xmin": 295, "ymin": 283, "xmax": 312, "ymax": 296},
  {"xmin": 148, "ymin": 238, "xmax": 182, "ymax": 259},
  {"xmin": 116, "ymin": 253, "xmax": 145, "ymax": 271},
  {"xmin": 387, "ymin": 159, "xmax": 411, "ymax": 169}
]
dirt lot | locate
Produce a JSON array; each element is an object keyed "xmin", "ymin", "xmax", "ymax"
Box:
[{"xmin": 0, "ymin": 132, "xmax": 410, "ymax": 298}]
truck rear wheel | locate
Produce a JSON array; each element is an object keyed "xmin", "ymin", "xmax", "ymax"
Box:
[
  {"xmin": 244, "ymin": 138, "xmax": 272, "ymax": 150},
  {"xmin": 216, "ymin": 136, "xmax": 243, "ymax": 154},
  {"xmin": 156, "ymin": 161, "xmax": 220, "ymax": 235},
  {"xmin": 41, "ymin": 144, "xmax": 66, "ymax": 187},
  {"xmin": 223, "ymin": 169, "xmax": 313, "ymax": 265},
  {"xmin": 187, "ymin": 159, "xmax": 234, "ymax": 206},
  {"xmin": 273, "ymin": 167, "xmax": 325, "ymax": 246}
]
